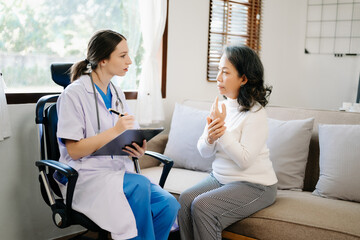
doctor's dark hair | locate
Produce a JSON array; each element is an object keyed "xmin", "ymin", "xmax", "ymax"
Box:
[
  {"xmin": 70, "ymin": 29, "xmax": 126, "ymax": 82},
  {"xmin": 224, "ymin": 45, "xmax": 272, "ymax": 112}
]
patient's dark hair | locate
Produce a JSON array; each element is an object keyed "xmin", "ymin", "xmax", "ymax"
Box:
[
  {"xmin": 70, "ymin": 29, "xmax": 126, "ymax": 82},
  {"xmin": 224, "ymin": 45, "xmax": 272, "ymax": 112}
]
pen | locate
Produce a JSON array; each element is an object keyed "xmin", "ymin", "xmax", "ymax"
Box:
[{"xmin": 109, "ymin": 108, "xmax": 125, "ymax": 117}]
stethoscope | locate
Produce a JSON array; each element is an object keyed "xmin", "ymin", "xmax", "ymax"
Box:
[{"xmin": 89, "ymin": 73, "xmax": 124, "ymax": 134}]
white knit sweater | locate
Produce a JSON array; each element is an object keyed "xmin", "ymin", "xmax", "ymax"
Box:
[{"xmin": 197, "ymin": 98, "xmax": 278, "ymax": 186}]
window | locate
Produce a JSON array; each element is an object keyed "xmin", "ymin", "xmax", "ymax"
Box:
[
  {"xmin": 207, "ymin": 0, "xmax": 262, "ymax": 81},
  {"xmin": 1, "ymin": 0, "xmax": 168, "ymax": 103}
]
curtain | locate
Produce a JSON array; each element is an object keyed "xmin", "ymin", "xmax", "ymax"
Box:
[
  {"xmin": 136, "ymin": 0, "xmax": 167, "ymax": 126},
  {"xmin": 123, "ymin": 0, "xmax": 142, "ymax": 90},
  {"xmin": 112, "ymin": 0, "xmax": 142, "ymax": 90},
  {"xmin": 0, "ymin": 72, "xmax": 11, "ymax": 141}
]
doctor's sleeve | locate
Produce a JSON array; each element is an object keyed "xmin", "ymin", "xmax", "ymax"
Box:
[{"xmin": 57, "ymin": 91, "xmax": 86, "ymax": 142}]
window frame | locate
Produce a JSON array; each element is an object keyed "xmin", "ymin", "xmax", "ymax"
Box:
[
  {"xmin": 5, "ymin": 1, "xmax": 168, "ymax": 104},
  {"xmin": 207, "ymin": 0, "xmax": 262, "ymax": 82}
]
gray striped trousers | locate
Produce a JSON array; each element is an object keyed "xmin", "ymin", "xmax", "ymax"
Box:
[{"xmin": 178, "ymin": 174, "xmax": 277, "ymax": 240}]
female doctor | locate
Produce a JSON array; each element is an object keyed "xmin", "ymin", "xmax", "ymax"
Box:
[{"xmin": 56, "ymin": 29, "xmax": 179, "ymax": 240}]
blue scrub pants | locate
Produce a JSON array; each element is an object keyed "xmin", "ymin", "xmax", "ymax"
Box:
[{"xmin": 123, "ymin": 172, "xmax": 180, "ymax": 240}]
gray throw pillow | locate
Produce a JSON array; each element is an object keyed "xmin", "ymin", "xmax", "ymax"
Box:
[
  {"xmin": 313, "ymin": 124, "xmax": 360, "ymax": 202},
  {"xmin": 164, "ymin": 103, "xmax": 215, "ymax": 172},
  {"xmin": 267, "ymin": 118, "xmax": 314, "ymax": 190}
]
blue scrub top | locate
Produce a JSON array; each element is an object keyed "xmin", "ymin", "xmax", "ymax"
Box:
[{"xmin": 95, "ymin": 83, "xmax": 112, "ymax": 110}]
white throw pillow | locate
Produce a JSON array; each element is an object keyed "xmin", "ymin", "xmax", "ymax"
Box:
[
  {"xmin": 267, "ymin": 118, "xmax": 314, "ymax": 190},
  {"xmin": 313, "ymin": 124, "xmax": 360, "ymax": 202},
  {"xmin": 164, "ymin": 103, "xmax": 215, "ymax": 172}
]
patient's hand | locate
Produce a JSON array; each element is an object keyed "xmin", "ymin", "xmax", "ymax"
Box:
[
  {"xmin": 206, "ymin": 118, "xmax": 226, "ymax": 144},
  {"xmin": 209, "ymin": 96, "xmax": 226, "ymax": 123}
]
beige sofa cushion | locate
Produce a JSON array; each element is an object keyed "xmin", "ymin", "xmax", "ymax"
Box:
[
  {"xmin": 141, "ymin": 166, "xmax": 208, "ymax": 195},
  {"xmin": 225, "ymin": 190, "xmax": 360, "ymax": 239}
]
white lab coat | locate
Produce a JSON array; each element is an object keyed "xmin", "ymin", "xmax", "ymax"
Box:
[{"xmin": 56, "ymin": 75, "xmax": 139, "ymax": 239}]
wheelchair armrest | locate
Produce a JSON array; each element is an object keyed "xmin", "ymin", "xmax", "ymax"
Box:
[
  {"xmin": 36, "ymin": 159, "xmax": 77, "ymax": 177},
  {"xmin": 35, "ymin": 160, "xmax": 78, "ymax": 213},
  {"xmin": 35, "ymin": 95, "xmax": 59, "ymax": 124},
  {"xmin": 144, "ymin": 151, "xmax": 174, "ymax": 188}
]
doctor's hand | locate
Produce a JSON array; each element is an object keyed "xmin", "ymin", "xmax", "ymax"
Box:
[
  {"xmin": 122, "ymin": 139, "xmax": 147, "ymax": 158},
  {"xmin": 114, "ymin": 113, "xmax": 135, "ymax": 134},
  {"xmin": 206, "ymin": 118, "xmax": 226, "ymax": 144}
]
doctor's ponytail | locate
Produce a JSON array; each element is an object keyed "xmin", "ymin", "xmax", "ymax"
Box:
[
  {"xmin": 70, "ymin": 60, "xmax": 90, "ymax": 82},
  {"xmin": 70, "ymin": 29, "xmax": 126, "ymax": 82}
]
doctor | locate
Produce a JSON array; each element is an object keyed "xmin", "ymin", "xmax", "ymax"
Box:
[{"xmin": 56, "ymin": 29, "xmax": 179, "ymax": 240}]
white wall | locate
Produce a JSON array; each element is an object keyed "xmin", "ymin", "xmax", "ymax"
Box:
[
  {"xmin": 1, "ymin": 0, "xmax": 360, "ymax": 239},
  {"xmin": 261, "ymin": 0, "xmax": 360, "ymax": 111},
  {"xmin": 0, "ymin": 104, "xmax": 84, "ymax": 239},
  {"xmin": 163, "ymin": 0, "xmax": 218, "ymax": 130}
]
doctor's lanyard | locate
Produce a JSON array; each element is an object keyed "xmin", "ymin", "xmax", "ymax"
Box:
[{"xmin": 89, "ymin": 73, "xmax": 124, "ymax": 134}]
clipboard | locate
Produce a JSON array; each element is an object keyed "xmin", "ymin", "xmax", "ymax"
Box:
[{"xmin": 92, "ymin": 128, "xmax": 164, "ymax": 156}]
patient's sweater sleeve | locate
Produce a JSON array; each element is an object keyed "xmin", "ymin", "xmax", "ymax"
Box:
[{"xmin": 197, "ymin": 126, "xmax": 217, "ymax": 158}]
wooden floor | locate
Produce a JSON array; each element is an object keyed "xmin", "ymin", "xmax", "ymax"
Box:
[
  {"xmin": 55, "ymin": 229, "xmax": 254, "ymax": 240},
  {"xmin": 54, "ymin": 230, "xmax": 181, "ymax": 240},
  {"xmin": 222, "ymin": 231, "xmax": 256, "ymax": 240}
]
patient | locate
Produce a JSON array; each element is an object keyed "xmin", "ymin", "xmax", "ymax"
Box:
[{"xmin": 178, "ymin": 45, "xmax": 278, "ymax": 240}]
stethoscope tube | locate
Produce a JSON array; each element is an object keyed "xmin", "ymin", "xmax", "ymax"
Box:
[{"xmin": 89, "ymin": 73, "xmax": 123, "ymax": 134}]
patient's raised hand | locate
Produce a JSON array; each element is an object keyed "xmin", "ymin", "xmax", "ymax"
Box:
[{"xmin": 209, "ymin": 96, "xmax": 226, "ymax": 122}]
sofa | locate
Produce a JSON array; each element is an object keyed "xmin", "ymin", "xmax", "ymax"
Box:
[{"xmin": 139, "ymin": 100, "xmax": 360, "ymax": 240}]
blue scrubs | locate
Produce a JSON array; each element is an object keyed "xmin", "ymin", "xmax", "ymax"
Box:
[
  {"xmin": 95, "ymin": 84, "xmax": 112, "ymax": 110},
  {"xmin": 124, "ymin": 173, "xmax": 180, "ymax": 240},
  {"xmin": 96, "ymin": 83, "xmax": 180, "ymax": 240}
]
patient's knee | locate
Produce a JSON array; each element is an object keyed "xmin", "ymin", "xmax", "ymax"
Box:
[
  {"xmin": 179, "ymin": 189, "xmax": 196, "ymax": 208},
  {"xmin": 190, "ymin": 195, "xmax": 208, "ymax": 217}
]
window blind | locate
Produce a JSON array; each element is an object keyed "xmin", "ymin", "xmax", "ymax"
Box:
[{"xmin": 207, "ymin": 0, "xmax": 262, "ymax": 81}]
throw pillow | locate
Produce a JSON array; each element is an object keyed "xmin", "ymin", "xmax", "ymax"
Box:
[
  {"xmin": 164, "ymin": 103, "xmax": 215, "ymax": 172},
  {"xmin": 313, "ymin": 124, "xmax": 360, "ymax": 202},
  {"xmin": 267, "ymin": 118, "xmax": 314, "ymax": 190}
]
